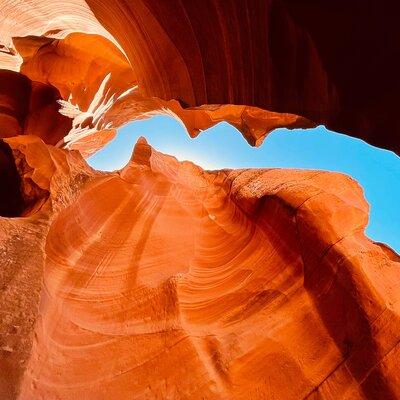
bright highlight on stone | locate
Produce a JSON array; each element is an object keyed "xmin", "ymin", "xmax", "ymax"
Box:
[{"xmin": 0, "ymin": 1, "xmax": 399, "ymax": 399}]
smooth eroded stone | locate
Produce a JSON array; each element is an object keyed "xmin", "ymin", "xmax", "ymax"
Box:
[{"xmin": 1, "ymin": 137, "xmax": 398, "ymax": 399}]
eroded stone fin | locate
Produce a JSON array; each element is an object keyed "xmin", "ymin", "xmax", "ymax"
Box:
[
  {"xmin": 130, "ymin": 136, "xmax": 151, "ymax": 166},
  {"xmin": 0, "ymin": 139, "xmax": 48, "ymax": 217},
  {"xmin": 9, "ymin": 31, "xmax": 315, "ymax": 156}
]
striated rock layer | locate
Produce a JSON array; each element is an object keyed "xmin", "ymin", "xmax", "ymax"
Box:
[
  {"xmin": 0, "ymin": 135, "xmax": 95, "ymax": 398},
  {"xmin": 0, "ymin": 136, "xmax": 398, "ymax": 399},
  {"xmin": 0, "ymin": 1, "xmax": 400, "ymax": 399},
  {"xmin": 1, "ymin": 1, "xmax": 400, "ymax": 153}
]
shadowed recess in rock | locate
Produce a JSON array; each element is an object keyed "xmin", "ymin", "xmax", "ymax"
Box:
[
  {"xmin": 88, "ymin": 116, "xmax": 400, "ymax": 253},
  {"xmin": 11, "ymin": 136, "xmax": 399, "ymax": 400},
  {"xmin": 0, "ymin": 140, "xmax": 24, "ymax": 217},
  {"xmin": 0, "ymin": 2, "xmax": 400, "ymax": 399}
]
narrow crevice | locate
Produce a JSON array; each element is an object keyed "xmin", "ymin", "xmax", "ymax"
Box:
[
  {"xmin": 0, "ymin": 140, "xmax": 25, "ymax": 217},
  {"xmin": 0, "ymin": 140, "xmax": 49, "ymax": 217}
]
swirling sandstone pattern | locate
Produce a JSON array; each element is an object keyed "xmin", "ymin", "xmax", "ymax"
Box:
[
  {"xmin": 1, "ymin": 137, "xmax": 397, "ymax": 400},
  {"xmin": 0, "ymin": 136, "xmax": 95, "ymax": 399},
  {"xmin": 1, "ymin": 1, "xmax": 399, "ymax": 153},
  {"xmin": 0, "ymin": 1, "xmax": 399, "ymax": 399}
]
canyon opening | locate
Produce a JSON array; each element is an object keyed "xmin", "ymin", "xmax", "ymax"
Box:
[{"xmin": 0, "ymin": 2, "xmax": 400, "ymax": 400}]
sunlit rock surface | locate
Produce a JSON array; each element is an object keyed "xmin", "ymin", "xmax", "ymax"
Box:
[
  {"xmin": 1, "ymin": 1, "xmax": 399, "ymax": 153},
  {"xmin": 0, "ymin": 1, "xmax": 400, "ymax": 399},
  {"xmin": 0, "ymin": 137, "xmax": 399, "ymax": 399},
  {"xmin": 0, "ymin": 136, "xmax": 95, "ymax": 399}
]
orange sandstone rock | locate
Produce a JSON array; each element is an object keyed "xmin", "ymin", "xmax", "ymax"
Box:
[
  {"xmin": 0, "ymin": 70, "xmax": 71, "ymax": 143},
  {"xmin": 0, "ymin": 2, "xmax": 399, "ymax": 399},
  {"xmin": 0, "ymin": 136, "xmax": 96, "ymax": 399},
  {"xmin": 1, "ymin": 1, "xmax": 399, "ymax": 153},
  {"xmin": 0, "ymin": 137, "xmax": 398, "ymax": 399}
]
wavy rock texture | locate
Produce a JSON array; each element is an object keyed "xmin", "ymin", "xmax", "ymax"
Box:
[
  {"xmin": 1, "ymin": 1, "xmax": 399, "ymax": 153},
  {"xmin": 0, "ymin": 137, "xmax": 397, "ymax": 399},
  {"xmin": 0, "ymin": 1, "xmax": 399, "ymax": 399},
  {"xmin": 0, "ymin": 136, "xmax": 96, "ymax": 399}
]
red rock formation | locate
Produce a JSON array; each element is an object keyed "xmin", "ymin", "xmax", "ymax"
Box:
[
  {"xmin": 0, "ymin": 70, "xmax": 71, "ymax": 144},
  {"xmin": 1, "ymin": 1, "xmax": 399, "ymax": 153},
  {"xmin": 0, "ymin": 137, "xmax": 397, "ymax": 399},
  {"xmin": 0, "ymin": 136, "xmax": 95, "ymax": 399},
  {"xmin": 0, "ymin": 1, "xmax": 399, "ymax": 399},
  {"xmin": 83, "ymin": 0, "xmax": 400, "ymax": 153}
]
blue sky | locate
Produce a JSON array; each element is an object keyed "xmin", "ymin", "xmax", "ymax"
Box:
[{"xmin": 88, "ymin": 115, "xmax": 400, "ymax": 253}]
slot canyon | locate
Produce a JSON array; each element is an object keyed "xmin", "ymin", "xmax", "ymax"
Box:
[{"xmin": 0, "ymin": 1, "xmax": 399, "ymax": 399}]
